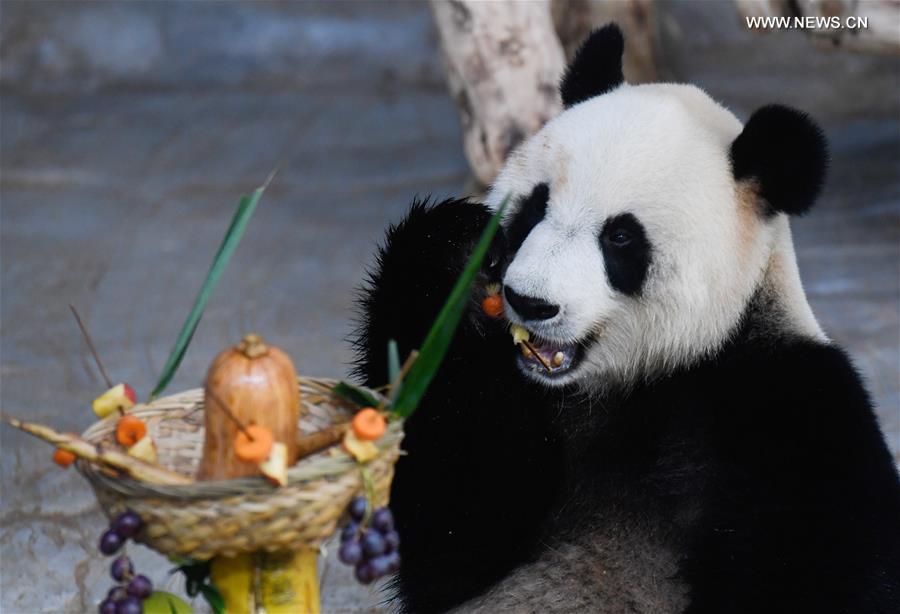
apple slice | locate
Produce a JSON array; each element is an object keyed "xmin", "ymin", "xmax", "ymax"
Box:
[
  {"xmin": 510, "ymin": 324, "xmax": 530, "ymax": 345},
  {"xmin": 92, "ymin": 383, "xmax": 137, "ymax": 419},
  {"xmin": 259, "ymin": 441, "xmax": 288, "ymax": 486},
  {"xmin": 342, "ymin": 430, "xmax": 379, "ymax": 463},
  {"xmin": 127, "ymin": 434, "xmax": 157, "ymax": 464}
]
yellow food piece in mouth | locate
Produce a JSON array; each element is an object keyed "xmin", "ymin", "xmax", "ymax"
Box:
[{"xmin": 510, "ymin": 324, "xmax": 530, "ymax": 345}]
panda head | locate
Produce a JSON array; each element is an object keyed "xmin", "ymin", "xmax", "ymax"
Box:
[{"xmin": 485, "ymin": 24, "xmax": 828, "ymax": 390}]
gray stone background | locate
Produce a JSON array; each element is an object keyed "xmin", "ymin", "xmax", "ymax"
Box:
[{"xmin": 1, "ymin": 1, "xmax": 897, "ymax": 612}]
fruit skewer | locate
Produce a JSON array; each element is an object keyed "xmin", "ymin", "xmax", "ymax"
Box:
[
  {"xmin": 511, "ymin": 324, "xmax": 553, "ymax": 373},
  {"xmin": 69, "ymin": 304, "xmax": 114, "ymax": 390},
  {"xmin": 0, "ymin": 414, "xmax": 191, "ymax": 485}
]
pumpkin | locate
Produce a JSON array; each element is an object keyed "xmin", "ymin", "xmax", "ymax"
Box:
[{"xmin": 196, "ymin": 333, "xmax": 301, "ymax": 480}]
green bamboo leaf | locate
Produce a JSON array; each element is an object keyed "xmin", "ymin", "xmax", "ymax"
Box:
[
  {"xmin": 199, "ymin": 584, "xmax": 224, "ymax": 614},
  {"xmin": 150, "ymin": 176, "xmax": 272, "ymax": 399},
  {"xmin": 392, "ymin": 196, "xmax": 509, "ymax": 417},
  {"xmin": 332, "ymin": 381, "xmax": 381, "ymax": 409},
  {"xmin": 387, "ymin": 339, "xmax": 401, "ymax": 382},
  {"xmin": 387, "ymin": 339, "xmax": 401, "ymax": 398}
]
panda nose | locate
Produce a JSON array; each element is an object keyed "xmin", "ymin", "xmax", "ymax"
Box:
[{"xmin": 503, "ymin": 286, "xmax": 560, "ymax": 321}]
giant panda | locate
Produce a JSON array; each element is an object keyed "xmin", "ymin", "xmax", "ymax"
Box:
[{"xmin": 354, "ymin": 25, "xmax": 900, "ymax": 614}]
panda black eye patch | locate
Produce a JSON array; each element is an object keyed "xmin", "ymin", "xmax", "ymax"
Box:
[
  {"xmin": 505, "ymin": 183, "xmax": 549, "ymax": 254},
  {"xmin": 599, "ymin": 213, "xmax": 652, "ymax": 296}
]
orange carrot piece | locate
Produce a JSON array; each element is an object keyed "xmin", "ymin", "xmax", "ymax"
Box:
[
  {"xmin": 233, "ymin": 424, "xmax": 274, "ymax": 463},
  {"xmin": 352, "ymin": 408, "xmax": 386, "ymax": 441},
  {"xmin": 481, "ymin": 294, "xmax": 504, "ymax": 318},
  {"xmin": 53, "ymin": 448, "xmax": 77, "ymax": 467},
  {"xmin": 115, "ymin": 415, "xmax": 147, "ymax": 447}
]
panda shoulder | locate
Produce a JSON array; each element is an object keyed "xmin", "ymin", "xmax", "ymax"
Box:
[
  {"xmin": 772, "ymin": 339, "xmax": 870, "ymax": 405},
  {"xmin": 743, "ymin": 338, "xmax": 894, "ymax": 465}
]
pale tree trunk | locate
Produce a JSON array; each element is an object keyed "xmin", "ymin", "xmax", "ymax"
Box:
[
  {"xmin": 430, "ymin": 0, "xmax": 566, "ymax": 189},
  {"xmin": 431, "ymin": 0, "xmax": 658, "ymax": 192},
  {"xmin": 737, "ymin": 0, "xmax": 900, "ymax": 53}
]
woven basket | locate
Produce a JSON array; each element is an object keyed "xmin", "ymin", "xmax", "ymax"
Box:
[{"xmin": 78, "ymin": 377, "xmax": 402, "ymax": 561}]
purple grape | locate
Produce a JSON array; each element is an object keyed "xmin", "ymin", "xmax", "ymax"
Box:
[
  {"xmin": 348, "ymin": 497, "xmax": 367, "ymax": 522},
  {"xmin": 116, "ymin": 596, "xmax": 143, "ymax": 614},
  {"xmin": 371, "ymin": 508, "xmax": 394, "ymax": 533},
  {"xmin": 126, "ymin": 575, "xmax": 152, "ymax": 599},
  {"xmin": 361, "ymin": 530, "xmax": 386, "ymax": 557},
  {"xmin": 384, "ymin": 530, "xmax": 400, "ymax": 553},
  {"xmin": 110, "ymin": 555, "xmax": 133, "ymax": 582},
  {"xmin": 99, "ymin": 599, "xmax": 117, "ymax": 614},
  {"xmin": 340, "ymin": 522, "xmax": 359, "ymax": 543},
  {"xmin": 113, "ymin": 511, "xmax": 143, "ymax": 539},
  {"xmin": 338, "ymin": 540, "xmax": 363, "ymax": 565},
  {"xmin": 385, "ymin": 550, "xmax": 401, "ymax": 573},
  {"xmin": 99, "ymin": 530, "xmax": 123, "ymax": 555},
  {"xmin": 107, "ymin": 586, "xmax": 128, "ymax": 604},
  {"xmin": 369, "ymin": 555, "xmax": 391, "ymax": 578},
  {"xmin": 354, "ymin": 561, "xmax": 374, "ymax": 584}
]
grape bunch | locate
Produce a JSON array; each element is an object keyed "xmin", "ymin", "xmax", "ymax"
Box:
[
  {"xmin": 97, "ymin": 511, "xmax": 153, "ymax": 614},
  {"xmin": 338, "ymin": 497, "xmax": 401, "ymax": 584}
]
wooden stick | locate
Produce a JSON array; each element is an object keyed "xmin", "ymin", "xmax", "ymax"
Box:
[
  {"xmin": 204, "ymin": 385, "xmax": 256, "ymax": 441},
  {"xmin": 295, "ymin": 423, "xmax": 349, "ymax": 459},
  {"xmin": 69, "ymin": 304, "xmax": 113, "ymax": 389},
  {"xmin": 1, "ymin": 414, "xmax": 191, "ymax": 485},
  {"xmin": 521, "ymin": 339, "xmax": 552, "ymax": 373},
  {"xmin": 396, "ymin": 350, "xmax": 420, "ymax": 386},
  {"xmin": 384, "ymin": 350, "xmax": 420, "ymax": 408}
]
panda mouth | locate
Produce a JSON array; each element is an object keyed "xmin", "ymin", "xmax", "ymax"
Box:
[{"xmin": 515, "ymin": 334, "xmax": 585, "ymax": 379}]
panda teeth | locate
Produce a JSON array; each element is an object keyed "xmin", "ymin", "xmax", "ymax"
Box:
[{"xmin": 510, "ymin": 325, "xmax": 583, "ymax": 376}]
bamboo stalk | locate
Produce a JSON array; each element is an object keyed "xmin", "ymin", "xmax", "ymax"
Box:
[{"xmin": 1, "ymin": 414, "xmax": 192, "ymax": 485}]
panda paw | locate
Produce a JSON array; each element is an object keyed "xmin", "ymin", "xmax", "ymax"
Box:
[{"xmin": 352, "ymin": 197, "xmax": 499, "ymax": 386}]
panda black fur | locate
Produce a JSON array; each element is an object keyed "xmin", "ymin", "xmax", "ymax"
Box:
[{"xmin": 353, "ymin": 25, "xmax": 900, "ymax": 614}]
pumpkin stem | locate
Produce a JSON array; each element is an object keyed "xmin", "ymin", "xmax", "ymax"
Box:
[{"xmin": 238, "ymin": 333, "xmax": 269, "ymax": 358}]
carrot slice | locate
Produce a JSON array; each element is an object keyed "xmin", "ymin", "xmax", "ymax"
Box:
[
  {"xmin": 481, "ymin": 294, "xmax": 504, "ymax": 318},
  {"xmin": 352, "ymin": 408, "xmax": 386, "ymax": 441},
  {"xmin": 115, "ymin": 415, "xmax": 147, "ymax": 446},
  {"xmin": 53, "ymin": 448, "xmax": 77, "ymax": 468},
  {"xmin": 234, "ymin": 424, "xmax": 274, "ymax": 463}
]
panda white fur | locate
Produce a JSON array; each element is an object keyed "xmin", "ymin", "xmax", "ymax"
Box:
[{"xmin": 354, "ymin": 25, "xmax": 900, "ymax": 613}]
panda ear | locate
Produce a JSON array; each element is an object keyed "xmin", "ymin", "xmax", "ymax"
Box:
[
  {"xmin": 730, "ymin": 105, "xmax": 828, "ymax": 216},
  {"xmin": 559, "ymin": 24, "xmax": 625, "ymax": 109}
]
